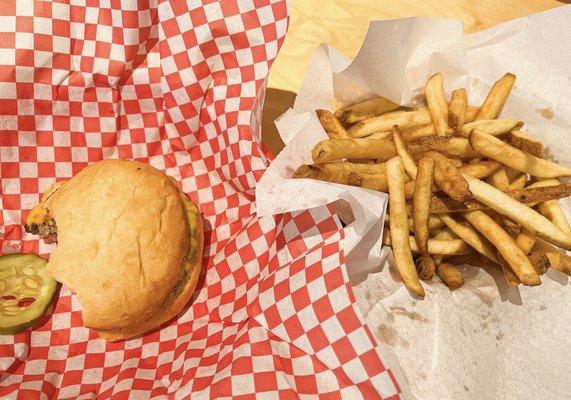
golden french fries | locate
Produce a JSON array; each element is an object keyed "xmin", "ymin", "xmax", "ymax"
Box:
[
  {"xmin": 497, "ymin": 256, "xmax": 522, "ymax": 287},
  {"xmin": 457, "ymin": 160, "xmax": 501, "ymax": 179},
  {"xmin": 449, "ymin": 89, "xmax": 467, "ymax": 131},
  {"xmin": 311, "ymin": 138, "xmax": 396, "ymax": 163},
  {"xmin": 515, "ymin": 229, "xmax": 537, "ymax": 254},
  {"xmin": 533, "ymin": 179, "xmax": 571, "ymax": 234},
  {"xmin": 415, "ymin": 254, "xmax": 436, "ymax": 280},
  {"xmin": 425, "ymin": 73, "xmax": 450, "ymax": 135},
  {"xmin": 436, "ymin": 263, "xmax": 465, "ymax": 290},
  {"xmin": 293, "ymin": 162, "xmax": 387, "ymax": 185},
  {"xmin": 433, "ymin": 159, "xmax": 472, "ymax": 202},
  {"xmin": 392, "ymin": 126, "xmax": 418, "ymax": 179},
  {"xmin": 438, "ymin": 214, "xmax": 498, "ymax": 262},
  {"xmin": 432, "ymin": 227, "xmax": 459, "ymax": 240},
  {"xmin": 348, "ymin": 172, "xmax": 388, "ymax": 192},
  {"xmin": 383, "ymin": 231, "xmax": 471, "ymax": 255},
  {"xmin": 463, "ymin": 210, "xmax": 541, "ymax": 286},
  {"xmin": 509, "ymin": 174, "xmax": 527, "ymax": 190},
  {"xmin": 413, "ymin": 157, "xmax": 435, "ymax": 254},
  {"xmin": 293, "ymin": 71, "xmax": 571, "ymax": 296},
  {"xmin": 469, "ymin": 129, "xmax": 571, "ymax": 178},
  {"xmin": 419, "ymin": 136, "xmax": 480, "ymax": 159},
  {"xmin": 335, "ymin": 96, "xmax": 402, "ymax": 126},
  {"xmin": 508, "ymin": 130, "xmax": 545, "ymax": 158},
  {"xmin": 463, "ymin": 175, "xmax": 571, "ymax": 249},
  {"xmin": 475, "ymin": 73, "xmax": 516, "ymax": 120},
  {"xmin": 429, "ymin": 185, "xmax": 571, "ymax": 214},
  {"xmin": 408, "ymin": 216, "xmax": 445, "ymax": 232},
  {"xmin": 486, "ymin": 168, "xmax": 511, "ymax": 191},
  {"xmin": 402, "ymin": 124, "xmax": 436, "ymax": 142},
  {"xmin": 348, "ymin": 109, "xmax": 432, "ymax": 138},
  {"xmin": 386, "ymin": 156, "xmax": 425, "ymax": 298},
  {"xmin": 316, "ymin": 109, "xmax": 349, "ymax": 139},
  {"xmin": 461, "ymin": 119, "xmax": 522, "ymax": 137}
]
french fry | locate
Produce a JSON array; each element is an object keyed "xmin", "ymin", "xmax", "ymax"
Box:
[
  {"xmin": 383, "ymin": 231, "xmax": 471, "ymax": 255},
  {"xmin": 433, "ymin": 227, "xmax": 459, "ymax": 240},
  {"xmin": 527, "ymin": 252, "xmax": 551, "ymax": 275},
  {"xmin": 463, "ymin": 210, "xmax": 541, "ymax": 285},
  {"xmin": 348, "ymin": 109, "xmax": 432, "ymax": 138},
  {"xmin": 532, "ymin": 179, "xmax": 571, "ymax": 234},
  {"xmin": 347, "ymin": 172, "xmax": 388, "ymax": 192},
  {"xmin": 438, "ymin": 214, "xmax": 498, "ymax": 262},
  {"xmin": 486, "ymin": 168, "xmax": 511, "ymax": 191},
  {"xmin": 293, "ymin": 164, "xmax": 352, "ymax": 185},
  {"xmin": 449, "ymin": 89, "xmax": 467, "ymax": 131},
  {"xmin": 497, "ymin": 255, "xmax": 522, "ymax": 287},
  {"xmin": 402, "ymin": 124, "xmax": 436, "ymax": 142},
  {"xmin": 392, "ymin": 126, "xmax": 418, "ymax": 179},
  {"xmin": 460, "ymin": 119, "xmax": 522, "ymax": 137},
  {"xmin": 433, "ymin": 159, "xmax": 472, "ymax": 202},
  {"xmin": 311, "ymin": 138, "xmax": 397, "ymax": 163},
  {"xmin": 541, "ymin": 252, "xmax": 571, "ymax": 276},
  {"xmin": 494, "ymin": 228, "xmax": 537, "ymax": 286},
  {"xmin": 508, "ymin": 130, "xmax": 545, "ymax": 158},
  {"xmin": 484, "ymin": 209, "xmax": 521, "ymax": 236},
  {"xmin": 316, "ymin": 109, "xmax": 349, "ymax": 139},
  {"xmin": 538, "ymin": 199, "xmax": 571, "ymax": 234},
  {"xmin": 515, "ymin": 229, "xmax": 537, "ymax": 254},
  {"xmin": 436, "ymin": 263, "xmax": 465, "ymax": 290},
  {"xmin": 465, "ymin": 106, "xmax": 480, "ymax": 123},
  {"xmin": 469, "ymin": 129, "xmax": 571, "ymax": 178},
  {"xmin": 415, "ymin": 254, "xmax": 436, "ymax": 280},
  {"xmin": 401, "ymin": 116, "xmax": 497, "ymax": 141},
  {"xmin": 419, "ymin": 136, "xmax": 480, "ymax": 159},
  {"xmin": 420, "ymin": 151, "xmax": 463, "ymax": 167},
  {"xmin": 386, "ymin": 156, "xmax": 425, "ymax": 298},
  {"xmin": 335, "ymin": 96, "xmax": 402, "ymax": 126},
  {"xmin": 509, "ymin": 174, "xmax": 528, "ymax": 190},
  {"xmin": 311, "ymin": 161, "xmax": 387, "ymax": 175},
  {"xmin": 425, "ymin": 73, "xmax": 450, "ymax": 135},
  {"xmin": 413, "ymin": 157, "xmax": 435, "ymax": 254},
  {"xmin": 509, "ymin": 184, "xmax": 571, "ymax": 203},
  {"xmin": 457, "ymin": 160, "xmax": 501, "ymax": 179},
  {"xmin": 429, "ymin": 184, "xmax": 571, "ymax": 213},
  {"xmin": 524, "ymin": 178, "xmax": 562, "ymax": 207},
  {"xmin": 368, "ymin": 131, "xmax": 392, "ymax": 139},
  {"xmin": 293, "ymin": 162, "xmax": 387, "ymax": 185},
  {"xmin": 404, "ymin": 160, "xmax": 500, "ymax": 199},
  {"xmin": 475, "ymin": 73, "xmax": 516, "ymax": 120},
  {"xmin": 408, "ymin": 215, "xmax": 445, "ymax": 232},
  {"xmin": 445, "ymin": 253, "xmax": 500, "ymax": 270},
  {"xmin": 462, "ymin": 174, "xmax": 571, "ymax": 250}
]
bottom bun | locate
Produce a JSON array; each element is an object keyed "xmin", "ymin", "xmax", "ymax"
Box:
[{"xmin": 97, "ymin": 216, "xmax": 204, "ymax": 342}]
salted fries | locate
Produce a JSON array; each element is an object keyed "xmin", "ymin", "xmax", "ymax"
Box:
[{"xmin": 294, "ymin": 72, "xmax": 571, "ymax": 298}]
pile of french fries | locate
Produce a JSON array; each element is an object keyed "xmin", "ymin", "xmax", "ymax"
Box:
[{"xmin": 294, "ymin": 72, "xmax": 571, "ymax": 298}]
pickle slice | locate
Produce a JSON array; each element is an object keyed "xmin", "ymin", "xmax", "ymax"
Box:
[{"xmin": 0, "ymin": 253, "xmax": 57, "ymax": 334}]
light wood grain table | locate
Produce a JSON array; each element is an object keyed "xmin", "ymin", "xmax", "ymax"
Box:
[{"xmin": 261, "ymin": 0, "xmax": 564, "ymax": 155}]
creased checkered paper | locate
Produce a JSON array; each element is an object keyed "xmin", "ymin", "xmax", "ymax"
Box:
[{"xmin": 0, "ymin": 1, "xmax": 400, "ymax": 399}]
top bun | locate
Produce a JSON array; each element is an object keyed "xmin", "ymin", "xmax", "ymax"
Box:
[{"xmin": 44, "ymin": 160, "xmax": 189, "ymax": 330}]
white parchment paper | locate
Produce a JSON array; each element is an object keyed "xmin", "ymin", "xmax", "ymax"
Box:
[{"xmin": 258, "ymin": 7, "xmax": 571, "ymax": 400}]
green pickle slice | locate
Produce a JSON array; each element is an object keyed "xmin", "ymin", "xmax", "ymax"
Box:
[{"xmin": 0, "ymin": 253, "xmax": 57, "ymax": 334}]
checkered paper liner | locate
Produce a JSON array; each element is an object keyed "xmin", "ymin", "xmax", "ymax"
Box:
[{"xmin": 0, "ymin": 1, "xmax": 400, "ymax": 398}]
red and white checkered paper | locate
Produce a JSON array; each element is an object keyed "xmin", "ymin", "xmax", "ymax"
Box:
[{"xmin": 0, "ymin": 1, "xmax": 400, "ymax": 398}]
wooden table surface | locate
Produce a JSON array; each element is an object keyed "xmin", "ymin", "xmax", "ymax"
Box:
[{"xmin": 261, "ymin": 0, "xmax": 565, "ymax": 155}]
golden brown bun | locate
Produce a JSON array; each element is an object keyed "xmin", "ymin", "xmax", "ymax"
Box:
[
  {"xmin": 97, "ymin": 216, "xmax": 203, "ymax": 341},
  {"xmin": 44, "ymin": 159, "xmax": 189, "ymax": 330}
]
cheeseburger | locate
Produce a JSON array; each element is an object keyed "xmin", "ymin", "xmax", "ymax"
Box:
[{"xmin": 24, "ymin": 159, "xmax": 203, "ymax": 341}]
